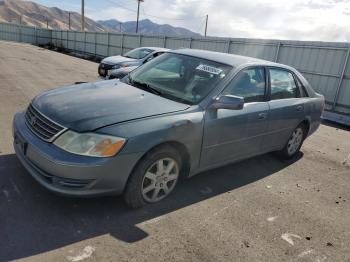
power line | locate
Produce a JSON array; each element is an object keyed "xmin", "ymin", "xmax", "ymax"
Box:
[
  {"xmin": 141, "ymin": 7, "xmax": 206, "ymax": 21},
  {"xmin": 105, "ymin": 0, "xmax": 206, "ymax": 22}
]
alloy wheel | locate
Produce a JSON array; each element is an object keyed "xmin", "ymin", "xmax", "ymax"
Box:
[
  {"xmin": 141, "ymin": 157, "xmax": 179, "ymax": 203},
  {"xmin": 287, "ymin": 127, "xmax": 304, "ymax": 156}
]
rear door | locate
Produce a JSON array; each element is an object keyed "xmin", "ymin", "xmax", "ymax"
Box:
[
  {"xmin": 201, "ymin": 67, "xmax": 270, "ymax": 168},
  {"xmin": 262, "ymin": 67, "xmax": 307, "ymax": 151}
]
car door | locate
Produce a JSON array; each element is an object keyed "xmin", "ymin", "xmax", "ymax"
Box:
[
  {"xmin": 201, "ymin": 67, "xmax": 270, "ymax": 168},
  {"xmin": 262, "ymin": 67, "xmax": 307, "ymax": 152}
]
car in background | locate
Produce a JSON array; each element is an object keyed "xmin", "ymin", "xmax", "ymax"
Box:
[
  {"xmin": 98, "ymin": 47, "xmax": 169, "ymax": 79},
  {"xmin": 13, "ymin": 49, "xmax": 324, "ymax": 208}
]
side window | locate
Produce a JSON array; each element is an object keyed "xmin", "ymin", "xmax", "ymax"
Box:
[
  {"xmin": 269, "ymin": 69, "xmax": 300, "ymax": 99},
  {"xmin": 223, "ymin": 67, "xmax": 266, "ymax": 103}
]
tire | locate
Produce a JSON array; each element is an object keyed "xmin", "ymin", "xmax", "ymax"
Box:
[
  {"xmin": 124, "ymin": 145, "xmax": 182, "ymax": 209},
  {"xmin": 278, "ymin": 123, "xmax": 306, "ymax": 159}
]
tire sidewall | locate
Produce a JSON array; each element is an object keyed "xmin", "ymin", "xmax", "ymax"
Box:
[
  {"xmin": 281, "ymin": 124, "xmax": 306, "ymax": 159},
  {"xmin": 124, "ymin": 145, "xmax": 182, "ymax": 208}
]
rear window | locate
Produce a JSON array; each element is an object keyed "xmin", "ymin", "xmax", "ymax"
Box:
[
  {"xmin": 124, "ymin": 48, "xmax": 153, "ymax": 59},
  {"xmin": 269, "ymin": 68, "xmax": 300, "ymax": 99}
]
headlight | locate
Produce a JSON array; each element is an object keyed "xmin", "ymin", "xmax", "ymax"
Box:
[
  {"xmin": 54, "ymin": 131, "xmax": 126, "ymax": 157},
  {"xmin": 112, "ymin": 64, "xmax": 121, "ymax": 69}
]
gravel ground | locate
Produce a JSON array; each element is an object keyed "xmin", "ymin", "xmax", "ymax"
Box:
[{"xmin": 0, "ymin": 41, "xmax": 350, "ymax": 262}]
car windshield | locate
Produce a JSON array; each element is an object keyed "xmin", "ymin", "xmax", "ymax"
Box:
[
  {"xmin": 126, "ymin": 53, "xmax": 233, "ymax": 105},
  {"xmin": 123, "ymin": 48, "xmax": 153, "ymax": 59}
]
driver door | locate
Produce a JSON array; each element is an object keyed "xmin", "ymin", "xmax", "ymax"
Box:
[{"xmin": 200, "ymin": 67, "xmax": 270, "ymax": 168}]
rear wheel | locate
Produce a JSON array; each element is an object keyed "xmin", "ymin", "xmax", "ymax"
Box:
[
  {"xmin": 278, "ymin": 124, "xmax": 306, "ymax": 159},
  {"xmin": 124, "ymin": 145, "xmax": 181, "ymax": 208}
]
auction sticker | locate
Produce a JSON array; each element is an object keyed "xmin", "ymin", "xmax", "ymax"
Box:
[{"xmin": 196, "ymin": 64, "xmax": 223, "ymax": 75}]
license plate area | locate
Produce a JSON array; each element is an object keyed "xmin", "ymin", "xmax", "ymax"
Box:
[{"xmin": 14, "ymin": 132, "xmax": 28, "ymax": 155}]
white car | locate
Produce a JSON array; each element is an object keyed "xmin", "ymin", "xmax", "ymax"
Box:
[{"xmin": 98, "ymin": 47, "xmax": 169, "ymax": 79}]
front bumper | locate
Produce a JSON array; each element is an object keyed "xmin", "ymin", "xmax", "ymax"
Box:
[{"xmin": 13, "ymin": 112, "xmax": 143, "ymax": 197}]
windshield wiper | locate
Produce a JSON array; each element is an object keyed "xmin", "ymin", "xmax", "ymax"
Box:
[{"xmin": 129, "ymin": 78, "xmax": 162, "ymax": 96}]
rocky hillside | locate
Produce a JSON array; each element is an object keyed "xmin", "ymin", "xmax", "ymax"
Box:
[{"xmin": 0, "ymin": 0, "xmax": 200, "ymax": 36}]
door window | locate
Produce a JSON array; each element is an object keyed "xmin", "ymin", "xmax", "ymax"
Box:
[
  {"xmin": 222, "ymin": 67, "xmax": 266, "ymax": 103},
  {"xmin": 269, "ymin": 69, "xmax": 300, "ymax": 99}
]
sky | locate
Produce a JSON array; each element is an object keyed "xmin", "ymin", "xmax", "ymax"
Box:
[{"xmin": 29, "ymin": 0, "xmax": 350, "ymax": 42}]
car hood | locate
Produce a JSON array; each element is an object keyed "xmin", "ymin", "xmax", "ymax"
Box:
[
  {"xmin": 102, "ymin": 56, "xmax": 138, "ymax": 64},
  {"xmin": 32, "ymin": 80, "xmax": 190, "ymax": 132}
]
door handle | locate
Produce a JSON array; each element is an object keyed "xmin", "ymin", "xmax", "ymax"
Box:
[
  {"xmin": 296, "ymin": 105, "xmax": 303, "ymax": 112},
  {"xmin": 258, "ymin": 113, "xmax": 267, "ymax": 119}
]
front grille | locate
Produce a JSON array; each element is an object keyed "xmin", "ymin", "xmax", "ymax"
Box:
[{"xmin": 25, "ymin": 104, "xmax": 66, "ymax": 142}]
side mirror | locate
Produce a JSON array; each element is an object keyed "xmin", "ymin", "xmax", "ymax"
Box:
[{"xmin": 210, "ymin": 95, "xmax": 244, "ymax": 110}]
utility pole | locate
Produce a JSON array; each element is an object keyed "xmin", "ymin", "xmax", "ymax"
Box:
[
  {"xmin": 136, "ymin": 0, "xmax": 144, "ymax": 33},
  {"xmin": 19, "ymin": 15, "xmax": 22, "ymax": 25},
  {"xmin": 81, "ymin": 0, "xmax": 85, "ymax": 31},
  {"xmin": 119, "ymin": 22, "xmax": 122, "ymax": 32},
  {"xmin": 204, "ymin": 14, "xmax": 208, "ymax": 37},
  {"xmin": 46, "ymin": 18, "xmax": 49, "ymax": 29},
  {"xmin": 68, "ymin": 12, "xmax": 71, "ymax": 30}
]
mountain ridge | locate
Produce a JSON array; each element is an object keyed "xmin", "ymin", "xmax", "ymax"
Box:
[{"xmin": 0, "ymin": 0, "xmax": 200, "ymax": 37}]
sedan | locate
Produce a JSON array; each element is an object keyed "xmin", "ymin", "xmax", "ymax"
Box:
[
  {"xmin": 98, "ymin": 47, "xmax": 169, "ymax": 79},
  {"xmin": 13, "ymin": 49, "xmax": 324, "ymax": 208}
]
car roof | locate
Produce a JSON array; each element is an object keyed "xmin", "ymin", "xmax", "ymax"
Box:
[
  {"xmin": 137, "ymin": 47, "xmax": 170, "ymax": 52},
  {"xmin": 169, "ymin": 48, "xmax": 293, "ymax": 70}
]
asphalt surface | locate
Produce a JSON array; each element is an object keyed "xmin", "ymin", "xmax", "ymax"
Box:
[{"xmin": 1, "ymin": 41, "xmax": 350, "ymax": 262}]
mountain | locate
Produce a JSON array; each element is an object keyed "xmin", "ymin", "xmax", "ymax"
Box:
[
  {"xmin": 0, "ymin": 0, "xmax": 201, "ymax": 37},
  {"xmin": 98, "ymin": 19, "xmax": 201, "ymax": 37},
  {"xmin": 0, "ymin": 0, "xmax": 105, "ymax": 31}
]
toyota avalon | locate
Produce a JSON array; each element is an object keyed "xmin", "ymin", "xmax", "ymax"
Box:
[{"xmin": 13, "ymin": 49, "xmax": 324, "ymax": 208}]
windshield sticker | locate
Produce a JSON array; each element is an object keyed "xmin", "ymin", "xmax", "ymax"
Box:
[{"xmin": 196, "ymin": 64, "xmax": 223, "ymax": 75}]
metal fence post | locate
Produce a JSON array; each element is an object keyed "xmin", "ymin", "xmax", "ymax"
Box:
[
  {"xmin": 19, "ymin": 24, "xmax": 22, "ymax": 42},
  {"xmin": 189, "ymin": 37, "xmax": 192, "ymax": 48},
  {"xmin": 65, "ymin": 30, "xmax": 68, "ymax": 50},
  {"xmin": 163, "ymin": 36, "xmax": 167, "ymax": 48},
  {"xmin": 274, "ymin": 42, "xmax": 281, "ymax": 62},
  {"xmin": 332, "ymin": 45, "xmax": 350, "ymax": 110},
  {"xmin": 139, "ymin": 34, "xmax": 142, "ymax": 47},
  {"xmin": 94, "ymin": 32, "xmax": 97, "ymax": 57},
  {"xmin": 35, "ymin": 26, "xmax": 38, "ymax": 45},
  {"xmin": 120, "ymin": 33, "xmax": 124, "ymax": 55},
  {"xmin": 84, "ymin": 31, "xmax": 86, "ymax": 55},
  {"xmin": 107, "ymin": 32, "xmax": 110, "ymax": 56},
  {"xmin": 74, "ymin": 31, "xmax": 76, "ymax": 53},
  {"xmin": 226, "ymin": 40, "xmax": 231, "ymax": 53}
]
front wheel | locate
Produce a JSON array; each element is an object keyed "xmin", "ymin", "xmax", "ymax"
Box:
[
  {"xmin": 278, "ymin": 124, "xmax": 306, "ymax": 159},
  {"xmin": 124, "ymin": 145, "xmax": 182, "ymax": 209}
]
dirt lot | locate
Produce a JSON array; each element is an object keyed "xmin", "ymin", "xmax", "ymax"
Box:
[{"xmin": 1, "ymin": 41, "xmax": 350, "ymax": 262}]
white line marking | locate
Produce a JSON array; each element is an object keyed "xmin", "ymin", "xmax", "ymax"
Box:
[
  {"xmin": 66, "ymin": 246, "xmax": 95, "ymax": 262},
  {"xmin": 298, "ymin": 249, "xmax": 314, "ymax": 258},
  {"xmin": 3, "ymin": 189, "xmax": 9, "ymax": 199},
  {"xmin": 281, "ymin": 233, "xmax": 301, "ymax": 246},
  {"xmin": 10, "ymin": 179, "xmax": 21, "ymax": 196},
  {"xmin": 200, "ymin": 186, "xmax": 213, "ymax": 194},
  {"xmin": 140, "ymin": 216, "xmax": 164, "ymax": 225},
  {"xmin": 267, "ymin": 216, "xmax": 278, "ymax": 222}
]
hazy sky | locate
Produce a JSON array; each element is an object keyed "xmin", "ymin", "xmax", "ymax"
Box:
[{"xmin": 30, "ymin": 0, "xmax": 350, "ymax": 41}]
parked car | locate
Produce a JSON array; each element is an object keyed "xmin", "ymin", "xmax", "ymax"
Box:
[
  {"xmin": 98, "ymin": 47, "xmax": 169, "ymax": 79},
  {"xmin": 13, "ymin": 49, "xmax": 324, "ymax": 208}
]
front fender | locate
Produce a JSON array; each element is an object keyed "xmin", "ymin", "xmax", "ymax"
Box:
[{"xmin": 97, "ymin": 109, "xmax": 205, "ymax": 173}]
